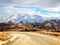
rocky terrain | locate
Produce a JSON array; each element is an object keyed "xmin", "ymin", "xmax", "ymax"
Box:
[{"xmin": 0, "ymin": 19, "xmax": 60, "ymax": 32}]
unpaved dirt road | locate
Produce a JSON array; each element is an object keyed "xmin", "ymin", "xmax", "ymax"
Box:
[{"xmin": 6, "ymin": 32, "xmax": 60, "ymax": 45}]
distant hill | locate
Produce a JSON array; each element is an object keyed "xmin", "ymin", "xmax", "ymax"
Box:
[
  {"xmin": 0, "ymin": 19, "xmax": 60, "ymax": 32},
  {"xmin": 38, "ymin": 19, "xmax": 60, "ymax": 32}
]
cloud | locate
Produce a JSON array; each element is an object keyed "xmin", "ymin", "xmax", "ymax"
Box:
[
  {"xmin": 0, "ymin": 0, "xmax": 60, "ymax": 8},
  {"xmin": 0, "ymin": 0, "xmax": 60, "ymax": 23},
  {"xmin": 0, "ymin": 5, "xmax": 60, "ymax": 23}
]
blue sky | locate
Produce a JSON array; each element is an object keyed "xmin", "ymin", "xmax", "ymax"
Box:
[{"xmin": 0, "ymin": 0, "xmax": 60, "ymax": 23}]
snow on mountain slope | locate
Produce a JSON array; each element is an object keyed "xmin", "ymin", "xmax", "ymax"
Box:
[
  {"xmin": 0, "ymin": 5, "xmax": 60, "ymax": 23},
  {"xmin": 8, "ymin": 14, "xmax": 43, "ymax": 24},
  {"xmin": 0, "ymin": 6, "xmax": 44, "ymax": 23}
]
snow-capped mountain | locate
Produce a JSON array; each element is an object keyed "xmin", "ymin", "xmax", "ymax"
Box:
[
  {"xmin": 0, "ymin": 5, "xmax": 60, "ymax": 24},
  {"xmin": 6, "ymin": 14, "xmax": 43, "ymax": 24}
]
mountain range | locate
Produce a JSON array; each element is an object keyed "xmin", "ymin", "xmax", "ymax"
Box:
[{"xmin": 0, "ymin": 6, "xmax": 60, "ymax": 24}]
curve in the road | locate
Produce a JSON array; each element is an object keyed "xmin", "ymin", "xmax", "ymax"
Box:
[{"xmin": 7, "ymin": 32, "xmax": 60, "ymax": 45}]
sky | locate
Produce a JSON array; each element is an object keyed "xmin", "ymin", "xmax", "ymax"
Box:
[{"xmin": 0, "ymin": 0, "xmax": 60, "ymax": 23}]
